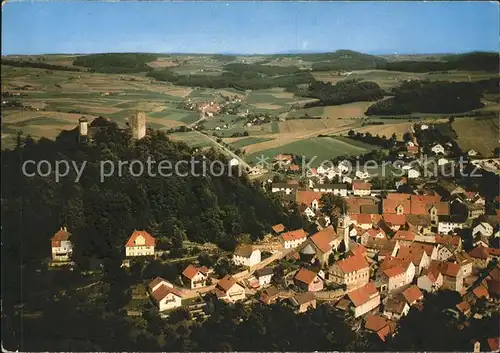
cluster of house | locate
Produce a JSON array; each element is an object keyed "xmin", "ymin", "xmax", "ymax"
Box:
[{"xmin": 49, "ymin": 171, "xmax": 499, "ymax": 344}]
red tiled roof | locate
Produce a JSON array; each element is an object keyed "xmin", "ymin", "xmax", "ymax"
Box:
[
  {"xmin": 468, "ymin": 245, "xmax": 490, "ymax": 260},
  {"xmin": 487, "ymin": 337, "xmax": 500, "ymax": 352},
  {"xmin": 282, "ymin": 229, "xmax": 307, "ymax": 242},
  {"xmin": 217, "ymin": 274, "xmax": 238, "ymax": 292},
  {"xmin": 402, "ymin": 285, "xmax": 424, "ymax": 304},
  {"xmin": 383, "ymin": 266, "xmax": 405, "ymax": 278},
  {"xmin": 456, "ymin": 300, "xmax": 470, "ymax": 314},
  {"xmin": 294, "ymin": 268, "xmax": 319, "ymax": 285},
  {"xmin": 393, "ymin": 230, "xmax": 416, "ymax": 242},
  {"xmin": 352, "ymin": 213, "xmax": 374, "ymax": 225},
  {"xmin": 336, "ymin": 255, "xmax": 369, "ymax": 274},
  {"xmin": 148, "ymin": 277, "xmax": 166, "ymax": 292},
  {"xmin": 435, "ymin": 235, "xmax": 461, "ymax": 247},
  {"xmin": 275, "ymin": 154, "xmax": 293, "ymax": 161},
  {"xmin": 353, "ymin": 182, "xmax": 372, "ymax": 191},
  {"xmin": 428, "ymin": 260, "xmax": 461, "ymax": 278},
  {"xmin": 350, "ymin": 243, "xmax": 367, "ymax": 258},
  {"xmin": 364, "ymin": 314, "xmax": 389, "ymax": 332},
  {"xmin": 51, "ymin": 227, "xmax": 71, "ymax": 247},
  {"xmin": 125, "ymin": 230, "xmax": 155, "ymax": 247},
  {"xmin": 310, "ymin": 226, "xmax": 337, "ymax": 253},
  {"xmin": 151, "ymin": 284, "xmax": 183, "ymax": 302},
  {"xmin": 296, "ymin": 191, "xmax": 322, "ymax": 207},
  {"xmin": 182, "ymin": 264, "xmax": 208, "ymax": 280},
  {"xmin": 472, "ymin": 285, "xmax": 489, "ymax": 299},
  {"xmin": 407, "ymin": 145, "xmax": 419, "ymax": 153},
  {"xmin": 289, "ymin": 164, "xmax": 300, "ymax": 171},
  {"xmin": 348, "ymin": 282, "xmax": 379, "ymax": 307},
  {"xmin": 382, "ymin": 198, "xmax": 411, "ymax": 215},
  {"xmin": 272, "ymin": 223, "xmax": 286, "ymax": 233},
  {"xmin": 364, "ymin": 228, "xmax": 386, "ymax": 239},
  {"xmin": 346, "ymin": 197, "xmax": 377, "ymax": 214},
  {"xmin": 383, "ymin": 214, "xmax": 407, "ymax": 226}
]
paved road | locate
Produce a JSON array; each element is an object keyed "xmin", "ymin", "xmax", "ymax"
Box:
[{"xmin": 194, "ymin": 130, "xmax": 252, "ymax": 171}]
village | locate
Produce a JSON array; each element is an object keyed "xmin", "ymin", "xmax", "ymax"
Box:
[{"xmin": 48, "ymin": 121, "xmax": 500, "ymax": 350}]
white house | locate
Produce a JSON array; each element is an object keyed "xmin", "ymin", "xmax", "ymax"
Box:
[
  {"xmin": 420, "ymin": 124, "xmax": 429, "ymax": 130},
  {"xmin": 408, "ymin": 168, "xmax": 421, "ymax": 179},
  {"xmin": 342, "ymin": 175, "xmax": 353, "ymax": 184},
  {"xmin": 338, "ymin": 160, "xmax": 351, "ymax": 174},
  {"xmin": 436, "ymin": 244, "xmax": 455, "ymax": 261},
  {"xmin": 214, "ymin": 275, "xmax": 246, "ymax": 303},
  {"xmin": 437, "ymin": 158, "xmax": 449, "ymax": 166},
  {"xmin": 383, "ymin": 298, "xmax": 410, "ymax": 320},
  {"xmin": 431, "ymin": 144, "xmax": 445, "ymax": 155},
  {"xmin": 281, "ymin": 229, "xmax": 308, "ymax": 249},
  {"xmin": 125, "ymin": 230, "xmax": 156, "ymax": 257},
  {"xmin": 233, "ymin": 244, "xmax": 261, "ymax": 267},
  {"xmin": 51, "ymin": 226, "xmax": 73, "ymax": 262},
  {"xmin": 346, "ymin": 282, "xmax": 381, "ymax": 318},
  {"xmin": 148, "ymin": 277, "xmax": 183, "ymax": 311},
  {"xmin": 417, "ymin": 271, "xmax": 443, "ymax": 293},
  {"xmin": 473, "ymin": 222, "xmax": 494, "ymax": 238},
  {"xmin": 182, "ymin": 264, "xmax": 209, "ymax": 289},
  {"xmin": 255, "ymin": 267, "xmax": 274, "ymax": 287},
  {"xmin": 271, "ymin": 183, "xmax": 298, "ymax": 195},
  {"xmin": 438, "ymin": 219, "xmax": 465, "ymax": 234},
  {"xmin": 312, "ymin": 184, "xmax": 348, "ymax": 197},
  {"xmin": 229, "ymin": 158, "xmax": 240, "ymax": 167},
  {"xmin": 468, "ymin": 149, "xmax": 478, "ymax": 156}
]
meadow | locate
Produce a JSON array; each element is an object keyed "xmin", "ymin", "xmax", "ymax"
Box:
[
  {"xmin": 452, "ymin": 117, "xmax": 499, "ymax": 157},
  {"xmin": 245, "ymin": 136, "xmax": 380, "ymax": 167}
]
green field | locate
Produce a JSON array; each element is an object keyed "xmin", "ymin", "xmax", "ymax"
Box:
[
  {"xmin": 452, "ymin": 117, "xmax": 499, "ymax": 157},
  {"xmin": 168, "ymin": 131, "xmax": 217, "ymax": 149},
  {"xmin": 245, "ymin": 136, "xmax": 379, "ymax": 166},
  {"xmin": 229, "ymin": 137, "xmax": 274, "ymax": 149}
]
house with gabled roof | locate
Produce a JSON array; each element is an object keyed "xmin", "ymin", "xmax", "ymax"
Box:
[
  {"xmin": 280, "ymin": 228, "xmax": 308, "ymax": 249},
  {"xmin": 289, "ymin": 291, "xmax": 316, "ymax": 313},
  {"xmin": 213, "ymin": 275, "xmax": 246, "ymax": 303},
  {"xmin": 51, "ymin": 226, "xmax": 73, "ymax": 262},
  {"xmin": 360, "ymin": 228, "xmax": 387, "ymax": 245},
  {"xmin": 353, "ymin": 181, "xmax": 372, "ymax": 196},
  {"xmin": 182, "ymin": 264, "xmax": 209, "ymax": 289},
  {"xmin": 364, "ymin": 314, "xmax": 397, "ymax": 342},
  {"xmin": 377, "ymin": 257, "xmax": 415, "ymax": 293},
  {"xmin": 428, "ymin": 260, "xmax": 464, "ymax": 292},
  {"xmin": 402, "ymin": 285, "xmax": 424, "ymax": 306},
  {"xmin": 345, "ymin": 282, "xmax": 381, "ymax": 318},
  {"xmin": 125, "ymin": 230, "xmax": 156, "ymax": 257},
  {"xmin": 417, "ymin": 268, "xmax": 444, "ymax": 293},
  {"xmin": 298, "ymin": 225, "xmax": 340, "ymax": 265},
  {"xmin": 383, "ymin": 298, "xmax": 410, "ymax": 320},
  {"xmin": 148, "ymin": 277, "xmax": 184, "ymax": 311},
  {"xmin": 271, "ymin": 223, "xmax": 286, "ymax": 235},
  {"xmin": 294, "ymin": 268, "xmax": 324, "ymax": 292},
  {"xmin": 328, "ymin": 254, "xmax": 370, "ymax": 291},
  {"xmin": 233, "ymin": 244, "xmax": 261, "ymax": 267},
  {"xmin": 255, "ymin": 267, "xmax": 274, "ymax": 287}
]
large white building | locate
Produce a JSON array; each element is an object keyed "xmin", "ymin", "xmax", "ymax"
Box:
[
  {"xmin": 125, "ymin": 230, "xmax": 156, "ymax": 257},
  {"xmin": 233, "ymin": 244, "xmax": 261, "ymax": 267},
  {"xmin": 51, "ymin": 226, "xmax": 73, "ymax": 262}
]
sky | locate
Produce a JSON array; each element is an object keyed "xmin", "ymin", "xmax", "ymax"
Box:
[{"xmin": 2, "ymin": 1, "xmax": 499, "ymax": 55}]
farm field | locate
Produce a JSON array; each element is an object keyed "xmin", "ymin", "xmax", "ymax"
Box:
[
  {"xmin": 168, "ymin": 131, "xmax": 218, "ymax": 149},
  {"xmin": 245, "ymin": 136, "xmax": 378, "ymax": 167},
  {"xmin": 452, "ymin": 117, "xmax": 499, "ymax": 157},
  {"xmin": 229, "ymin": 136, "xmax": 275, "ymax": 149}
]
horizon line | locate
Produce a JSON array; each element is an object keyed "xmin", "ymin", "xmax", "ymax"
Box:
[{"xmin": 2, "ymin": 49, "xmax": 496, "ymax": 57}]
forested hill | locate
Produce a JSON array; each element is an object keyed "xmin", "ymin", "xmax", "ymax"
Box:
[{"xmin": 1, "ymin": 121, "xmax": 296, "ymax": 268}]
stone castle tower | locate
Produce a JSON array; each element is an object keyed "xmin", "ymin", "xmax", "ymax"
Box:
[
  {"xmin": 78, "ymin": 116, "xmax": 88, "ymax": 137},
  {"xmin": 130, "ymin": 111, "xmax": 146, "ymax": 140}
]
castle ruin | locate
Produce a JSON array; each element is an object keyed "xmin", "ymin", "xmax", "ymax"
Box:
[{"xmin": 130, "ymin": 111, "xmax": 146, "ymax": 140}]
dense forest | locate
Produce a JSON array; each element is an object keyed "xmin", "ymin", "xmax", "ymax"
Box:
[
  {"xmin": 296, "ymin": 79, "xmax": 385, "ymax": 107},
  {"xmin": 378, "ymin": 52, "xmax": 499, "ymax": 73},
  {"xmin": 309, "ymin": 50, "xmax": 387, "ymax": 71},
  {"xmin": 72, "ymin": 53, "xmax": 158, "ymax": 73},
  {"xmin": 147, "ymin": 64, "xmax": 315, "ymax": 90},
  {"xmin": 1, "ymin": 58, "xmax": 84, "ymax": 72},
  {"xmin": 365, "ymin": 80, "xmax": 487, "ymax": 115}
]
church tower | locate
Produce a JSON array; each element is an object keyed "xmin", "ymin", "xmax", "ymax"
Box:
[
  {"xmin": 130, "ymin": 111, "xmax": 146, "ymax": 140},
  {"xmin": 337, "ymin": 206, "xmax": 351, "ymax": 254}
]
